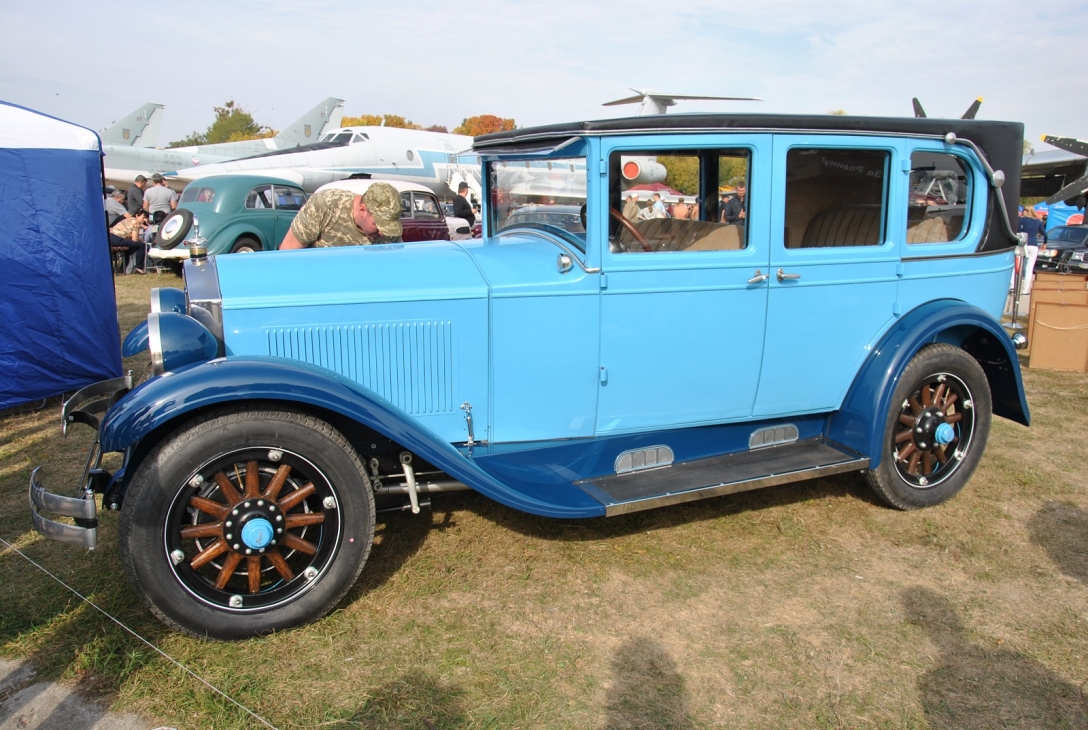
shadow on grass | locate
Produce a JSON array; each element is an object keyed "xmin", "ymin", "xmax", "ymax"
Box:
[
  {"xmin": 455, "ymin": 471, "xmax": 880, "ymax": 544},
  {"xmin": 345, "ymin": 507, "xmax": 458, "ymax": 599},
  {"xmin": 602, "ymin": 636, "xmax": 694, "ymax": 730},
  {"xmin": 903, "ymin": 586, "xmax": 1085, "ymax": 728},
  {"xmin": 1027, "ymin": 501, "xmax": 1088, "ymax": 587},
  {"xmin": 318, "ymin": 669, "xmax": 465, "ymax": 729}
]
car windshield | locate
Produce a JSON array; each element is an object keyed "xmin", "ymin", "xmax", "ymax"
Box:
[
  {"xmin": 1049, "ymin": 227, "xmax": 1088, "ymax": 243},
  {"xmin": 489, "ymin": 155, "xmax": 586, "ymax": 251}
]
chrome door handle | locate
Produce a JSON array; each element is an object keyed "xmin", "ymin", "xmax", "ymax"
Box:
[
  {"xmin": 747, "ymin": 269, "xmax": 768, "ymax": 284},
  {"xmin": 777, "ymin": 268, "xmax": 801, "ymax": 282}
]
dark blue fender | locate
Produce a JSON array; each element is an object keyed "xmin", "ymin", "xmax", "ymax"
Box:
[
  {"xmin": 827, "ymin": 300, "xmax": 1030, "ymax": 469},
  {"xmin": 100, "ymin": 357, "xmax": 606, "ymax": 519}
]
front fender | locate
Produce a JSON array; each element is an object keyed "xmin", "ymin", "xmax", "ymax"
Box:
[
  {"xmin": 100, "ymin": 357, "xmax": 603, "ymax": 518},
  {"xmin": 828, "ymin": 300, "xmax": 1029, "ymax": 469}
]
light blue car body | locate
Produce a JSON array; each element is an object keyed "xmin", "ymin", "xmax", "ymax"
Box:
[{"xmin": 103, "ymin": 119, "xmax": 1030, "ymax": 519}]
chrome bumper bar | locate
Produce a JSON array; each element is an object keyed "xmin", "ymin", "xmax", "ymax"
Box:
[{"xmin": 28, "ymin": 374, "xmax": 133, "ymax": 550}]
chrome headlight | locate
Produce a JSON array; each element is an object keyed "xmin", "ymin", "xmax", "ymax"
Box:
[
  {"xmin": 147, "ymin": 312, "xmax": 218, "ymax": 376},
  {"xmin": 1071, "ymin": 251, "xmax": 1086, "ymax": 261},
  {"xmin": 1040, "ymin": 249, "xmax": 1058, "ymax": 258}
]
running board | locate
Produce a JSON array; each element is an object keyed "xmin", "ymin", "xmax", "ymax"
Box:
[{"xmin": 574, "ymin": 439, "xmax": 868, "ymax": 517}]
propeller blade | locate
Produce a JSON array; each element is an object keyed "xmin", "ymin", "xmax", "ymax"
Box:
[
  {"xmin": 912, "ymin": 98, "xmax": 926, "ymax": 118},
  {"xmin": 961, "ymin": 97, "xmax": 983, "ymax": 120},
  {"xmin": 1042, "ymin": 135, "xmax": 1088, "ymax": 158},
  {"xmin": 1044, "ymin": 172, "xmax": 1088, "ymax": 206}
]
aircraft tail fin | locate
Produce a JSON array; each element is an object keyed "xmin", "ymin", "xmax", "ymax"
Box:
[
  {"xmin": 961, "ymin": 97, "xmax": 982, "ymax": 120},
  {"xmin": 100, "ymin": 103, "xmax": 165, "ymax": 147},
  {"xmin": 912, "ymin": 98, "xmax": 926, "ymax": 118},
  {"xmin": 275, "ymin": 98, "xmax": 345, "ymax": 145}
]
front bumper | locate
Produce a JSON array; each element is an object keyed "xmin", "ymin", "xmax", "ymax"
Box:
[{"xmin": 28, "ymin": 374, "xmax": 133, "ymax": 550}]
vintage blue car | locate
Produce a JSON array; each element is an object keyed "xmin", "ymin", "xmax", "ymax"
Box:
[
  {"xmin": 154, "ymin": 174, "xmax": 308, "ymax": 257},
  {"xmin": 32, "ymin": 113, "xmax": 1030, "ymax": 639}
]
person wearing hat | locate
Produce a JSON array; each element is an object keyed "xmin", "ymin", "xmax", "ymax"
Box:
[
  {"xmin": 279, "ymin": 182, "xmax": 403, "ymax": 249},
  {"xmin": 453, "ymin": 181, "xmax": 475, "ymax": 227}
]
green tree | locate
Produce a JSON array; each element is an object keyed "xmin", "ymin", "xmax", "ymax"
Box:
[
  {"xmin": 659, "ymin": 155, "xmax": 749, "ymax": 196},
  {"xmin": 340, "ymin": 114, "xmax": 422, "ymax": 129},
  {"xmin": 169, "ymin": 100, "xmax": 274, "ymax": 147}
]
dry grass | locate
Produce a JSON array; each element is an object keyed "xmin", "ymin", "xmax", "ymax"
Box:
[{"xmin": 1, "ymin": 272, "xmax": 1087, "ymax": 728}]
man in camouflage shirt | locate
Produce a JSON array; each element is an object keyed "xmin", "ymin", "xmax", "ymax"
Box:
[{"xmin": 279, "ymin": 182, "xmax": 403, "ymax": 249}]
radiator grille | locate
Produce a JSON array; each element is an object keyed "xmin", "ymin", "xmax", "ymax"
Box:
[{"xmin": 265, "ymin": 322, "xmax": 454, "ymax": 414}]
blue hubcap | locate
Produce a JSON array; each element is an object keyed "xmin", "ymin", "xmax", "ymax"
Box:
[
  {"xmin": 241, "ymin": 518, "xmax": 274, "ymax": 550},
  {"xmin": 934, "ymin": 423, "xmax": 955, "ymax": 446}
]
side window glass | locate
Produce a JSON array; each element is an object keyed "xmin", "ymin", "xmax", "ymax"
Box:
[
  {"xmin": 908, "ymin": 151, "xmax": 970, "ymax": 243},
  {"xmin": 784, "ymin": 148, "xmax": 889, "ymax": 248},
  {"xmin": 180, "ymin": 187, "xmax": 199, "ymax": 203},
  {"xmin": 412, "ymin": 193, "xmax": 443, "ymax": 219},
  {"xmin": 272, "ymin": 185, "xmax": 306, "ymax": 211},
  {"xmin": 244, "ymin": 185, "xmax": 273, "ymax": 209},
  {"xmin": 608, "ymin": 149, "xmax": 750, "ymax": 253},
  {"xmin": 399, "ymin": 192, "xmax": 412, "ymax": 218}
]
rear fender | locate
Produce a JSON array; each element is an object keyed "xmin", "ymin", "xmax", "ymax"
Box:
[
  {"xmin": 100, "ymin": 357, "xmax": 603, "ymax": 518},
  {"xmin": 828, "ymin": 300, "xmax": 1029, "ymax": 469}
]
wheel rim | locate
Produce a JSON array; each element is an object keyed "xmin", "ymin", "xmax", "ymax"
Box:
[
  {"xmin": 892, "ymin": 371, "xmax": 976, "ymax": 488},
  {"xmin": 163, "ymin": 447, "xmax": 343, "ymax": 612}
]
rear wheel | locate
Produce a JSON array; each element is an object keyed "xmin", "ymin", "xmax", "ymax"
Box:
[
  {"xmin": 865, "ymin": 344, "xmax": 991, "ymax": 510},
  {"xmin": 119, "ymin": 407, "xmax": 374, "ymax": 639},
  {"xmin": 230, "ymin": 236, "xmax": 260, "ymax": 254}
]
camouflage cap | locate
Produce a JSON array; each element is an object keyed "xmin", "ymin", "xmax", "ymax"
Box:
[{"xmin": 361, "ymin": 183, "xmax": 403, "ymax": 237}]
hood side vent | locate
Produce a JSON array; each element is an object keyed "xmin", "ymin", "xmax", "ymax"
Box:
[{"xmin": 265, "ymin": 321, "xmax": 455, "ymax": 414}]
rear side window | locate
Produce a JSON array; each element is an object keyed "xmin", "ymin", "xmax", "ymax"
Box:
[
  {"xmin": 412, "ymin": 193, "xmax": 443, "ymax": 219},
  {"xmin": 907, "ymin": 152, "xmax": 971, "ymax": 243},
  {"xmin": 245, "ymin": 185, "xmax": 273, "ymax": 209},
  {"xmin": 180, "ymin": 187, "xmax": 216, "ymax": 204},
  {"xmin": 784, "ymin": 148, "xmax": 889, "ymax": 248}
]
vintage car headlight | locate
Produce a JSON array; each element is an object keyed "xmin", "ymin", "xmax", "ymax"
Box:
[{"xmin": 147, "ymin": 312, "xmax": 219, "ymax": 376}]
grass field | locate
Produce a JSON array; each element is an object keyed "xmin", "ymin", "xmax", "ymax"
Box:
[{"xmin": 1, "ymin": 271, "xmax": 1086, "ymax": 729}]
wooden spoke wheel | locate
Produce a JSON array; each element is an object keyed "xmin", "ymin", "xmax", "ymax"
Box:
[
  {"xmin": 890, "ymin": 372, "xmax": 975, "ymax": 488},
  {"xmin": 120, "ymin": 407, "xmax": 373, "ymax": 639}
]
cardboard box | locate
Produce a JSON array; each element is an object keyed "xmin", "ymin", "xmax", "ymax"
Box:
[
  {"xmin": 1028, "ymin": 301, "xmax": 1088, "ymax": 372},
  {"xmin": 1033, "ymin": 271, "xmax": 1088, "ymax": 292},
  {"xmin": 1027, "ymin": 288, "xmax": 1088, "ymax": 348}
]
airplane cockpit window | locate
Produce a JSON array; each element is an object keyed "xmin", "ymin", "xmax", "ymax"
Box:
[
  {"xmin": 351, "ymin": 133, "xmax": 370, "ymax": 144},
  {"xmin": 488, "ymin": 155, "xmax": 587, "ymax": 252},
  {"xmin": 907, "ymin": 151, "xmax": 971, "ymax": 243},
  {"xmin": 608, "ymin": 149, "xmax": 750, "ymax": 253},
  {"xmin": 319, "ymin": 131, "xmax": 354, "ymax": 145}
]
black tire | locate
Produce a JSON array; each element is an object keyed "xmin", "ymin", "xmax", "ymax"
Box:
[
  {"xmin": 230, "ymin": 236, "xmax": 260, "ymax": 254},
  {"xmin": 865, "ymin": 344, "xmax": 991, "ymax": 510},
  {"xmin": 167, "ymin": 260, "xmax": 184, "ymax": 277},
  {"xmin": 155, "ymin": 209, "xmax": 194, "ymax": 250},
  {"xmin": 119, "ymin": 406, "xmax": 374, "ymax": 640}
]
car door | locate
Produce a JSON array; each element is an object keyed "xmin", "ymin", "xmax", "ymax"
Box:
[
  {"xmin": 243, "ymin": 184, "xmax": 276, "ymax": 248},
  {"xmin": 272, "ymin": 184, "xmax": 307, "ymax": 249},
  {"xmin": 754, "ymin": 136, "xmax": 902, "ymax": 417},
  {"xmin": 410, "ymin": 192, "xmax": 449, "ymax": 240},
  {"xmin": 596, "ymin": 135, "xmax": 772, "ymax": 434}
]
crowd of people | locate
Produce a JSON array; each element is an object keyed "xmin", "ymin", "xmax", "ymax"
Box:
[
  {"xmin": 103, "ymin": 173, "xmax": 179, "ymax": 274},
  {"xmin": 621, "ymin": 185, "xmax": 747, "ymax": 224}
]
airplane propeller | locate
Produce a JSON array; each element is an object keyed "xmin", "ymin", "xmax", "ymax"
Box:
[
  {"xmin": 911, "ymin": 97, "xmax": 982, "ymax": 120},
  {"xmin": 603, "ymin": 89, "xmax": 761, "ymax": 116},
  {"xmin": 1039, "ymin": 135, "xmax": 1088, "ymax": 206}
]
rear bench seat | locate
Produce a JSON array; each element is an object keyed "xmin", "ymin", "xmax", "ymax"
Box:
[
  {"xmin": 799, "ymin": 204, "xmax": 952, "ymax": 247},
  {"xmin": 616, "ymin": 218, "xmax": 745, "ymax": 252}
]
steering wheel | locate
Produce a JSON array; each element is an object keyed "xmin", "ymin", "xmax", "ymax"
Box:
[{"xmin": 609, "ymin": 208, "xmax": 652, "ymax": 252}]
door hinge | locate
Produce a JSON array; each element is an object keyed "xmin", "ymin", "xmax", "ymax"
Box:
[
  {"xmin": 892, "ymin": 301, "xmax": 902, "ymax": 316},
  {"xmin": 599, "ymin": 367, "xmax": 608, "ymax": 385},
  {"xmin": 600, "ymin": 273, "xmax": 608, "ymax": 289},
  {"xmin": 599, "ymin": 159, "xmax": 608, "ymax": 177},
  {"xmin": 896, "ymin": 262, "xmax": 905, "ymax": 278}
]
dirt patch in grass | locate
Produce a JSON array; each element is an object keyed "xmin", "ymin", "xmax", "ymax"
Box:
[{"xmin": 2, "ymin": 273, "xmax": 1087, "ymax": 728}]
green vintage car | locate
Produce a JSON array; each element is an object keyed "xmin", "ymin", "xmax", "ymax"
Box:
[{"xmin": 154, "ymin": 174, "xmax": 308, "ymax": 258}]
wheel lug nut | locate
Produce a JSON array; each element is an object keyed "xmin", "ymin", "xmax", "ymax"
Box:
[
  {"xmin": 304, "ymin": 567, "xmax": 318, "ymax": 581},
  {"xmin": 323, "ymin": 496, "xmax": 336, "ymax": 510},
  {"xmin": 189, "ymin": 474, "xmax": 205, "ymax": 488},
  {"xmin": 170, "ymin": 549, "xmax": 185, "ymax": 565},
  {"xmin": 268, "ymin": 450, "xmax": 283, "ymax": 462},
  {"xmin": 229, "ymin": 595, "xmax": 243, "ymax": 608}
]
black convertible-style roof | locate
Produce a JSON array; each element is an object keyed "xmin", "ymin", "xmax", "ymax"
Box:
[{"xmin": 475, "ymin": 113, "xmax": 1025, "ymax": 251}]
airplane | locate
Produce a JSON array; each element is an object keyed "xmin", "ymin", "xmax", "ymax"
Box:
[
  {"xmin": 99, "ymin": 103, "xmax": 165, "ymax": 147},
  {"xmin": 911, "ymin": 97, "xmax": 983, "ymax": 120},
  {"xmin": 101, "ymin": 98, "xmax": 345, "ymax": 190},
  {"xmin": 165, "ymin": 124, "xmax": 475, "ymax": 198},
  {"xmin": 1021, "ymin": 135, "xmax": 1088, "ymax": 207}
]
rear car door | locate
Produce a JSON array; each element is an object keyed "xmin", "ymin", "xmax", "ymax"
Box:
[
  {"xmin": 755, "ymin": 136, "xmax": 902, "ymax": 417},
  {"xmin": 272, "ymin": 184, "xmax": 307, "ymax": 249}
]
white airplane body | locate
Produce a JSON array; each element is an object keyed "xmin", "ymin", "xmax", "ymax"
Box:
[
  {"xmin": 101, "ymin": 98, "xmax": 345, "ymax": 190},
  {"xmin": 167, "ymin": 125, "xmax": 474, "ymax": 198}
]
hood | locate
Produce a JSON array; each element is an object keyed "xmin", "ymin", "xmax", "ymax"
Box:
[{"xmin": 215, "ymin": 240, "xmax": 489, "ymax": 310}]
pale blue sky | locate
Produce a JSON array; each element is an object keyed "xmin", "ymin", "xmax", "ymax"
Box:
[{"xmin": 2, "ymin": 1, "xmax": 1083, "ymax": 150}]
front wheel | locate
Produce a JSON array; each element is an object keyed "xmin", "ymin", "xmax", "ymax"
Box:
[
  {"xmin": 865, "ymin": 344, "xmax": 991, "ymax": 510},
  {"xmin": 119, "ymin": 407, "xmax": 374, "ymax": 639},
  {"xmin": 230, "ymin": 236, "xmax": 260, "ymax": 254}
]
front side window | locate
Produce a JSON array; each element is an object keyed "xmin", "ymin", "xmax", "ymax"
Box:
[
  {"xmin": 399, "ymin": 192, "xmax": 412, "ymax": 218},
  {"xmin": 412, "ymin": 192, "xmax": 443, "ymax": 219},
  {"xmin": 489, "ymin": 155, "xmax": 587, "ymax": 250},
  {"xmin": 272, "ymin": 185, "xmax": 306, "ymax": 211},
  {"xmin": 608, "ymin": 149, "xmax": 750, "ymax": 253},
  {"xmin": 784, "ymin": 148, "xmax": 889, "ymax": 248},
  {"xmin": 907, "ymin": 151, "xmax": 971, "ymax": 243},
  {"xmin": 244, "ymin": 185, "xmax": 273, "ymax": 209}
]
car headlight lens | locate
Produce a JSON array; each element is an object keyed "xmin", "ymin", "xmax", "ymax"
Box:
[
  {"xmin": 147, "ymin": 312, "xmax": 219, "ymax": 376},
  {"xmin": 1041, "ymin": 249, "xmax": 1057, "ymax": 258}
]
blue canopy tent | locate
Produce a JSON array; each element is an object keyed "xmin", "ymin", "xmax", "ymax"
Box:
[
  {"xmin": 1033, "ymin": 201, "xmax": 1082, "ymax": 230},
  {"xmin": 0, "ymin": 101, "xmax": 121, "ymax": 410}
]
